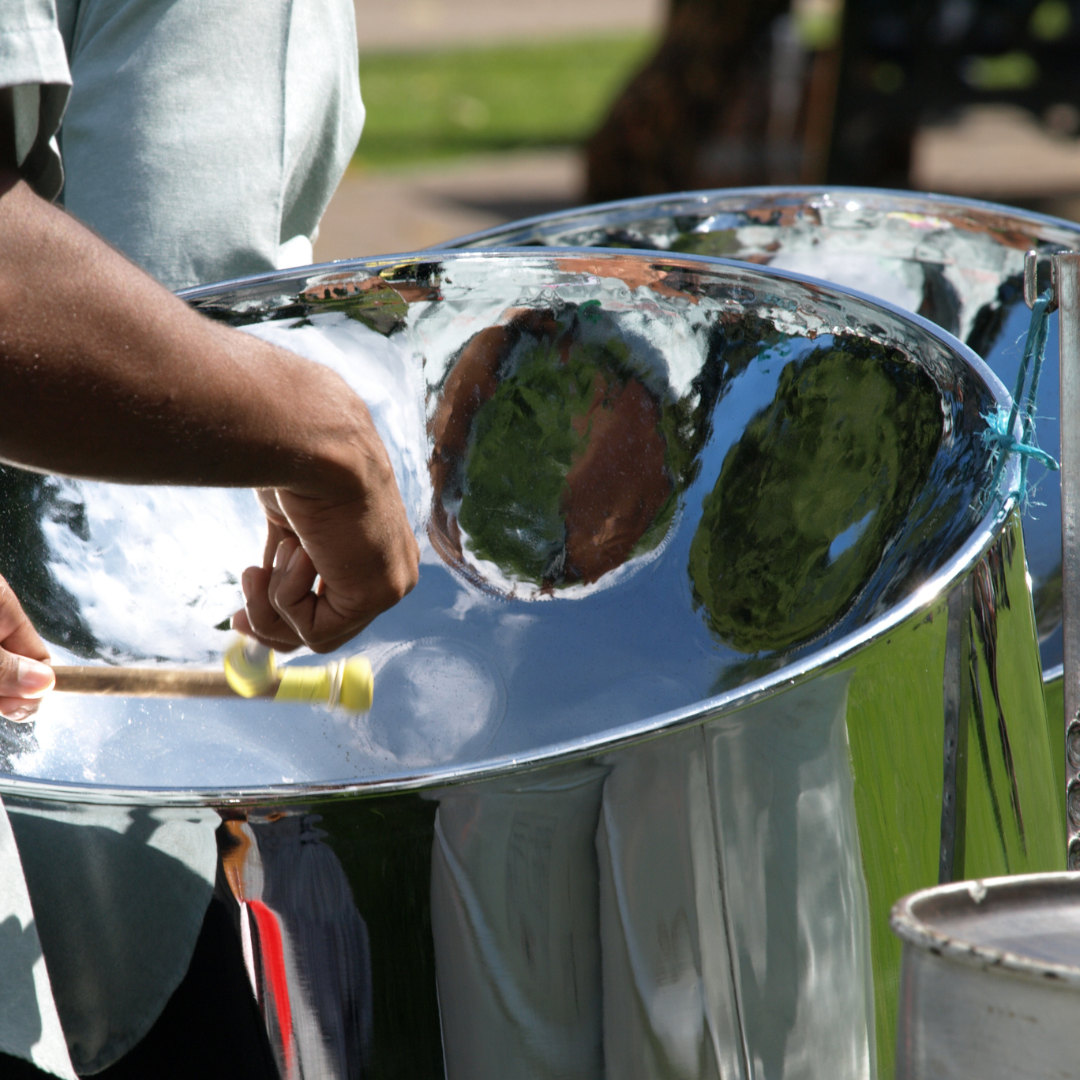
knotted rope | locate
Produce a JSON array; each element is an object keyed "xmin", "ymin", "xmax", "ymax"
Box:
[{"xmin": 983, "ymin": 288, "xmax": 1060, "ymax": 505}]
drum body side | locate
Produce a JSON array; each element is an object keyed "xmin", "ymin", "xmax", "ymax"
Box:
[{"xmin": 3, "ymin": 519, "xmax": 1059, "ymax": 1080}]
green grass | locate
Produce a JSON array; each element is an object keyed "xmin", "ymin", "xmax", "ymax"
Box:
[
  {"xmin": 842, "ymin": 510, "xmax": 1063, "ymax": 1078},
  {"xmin": 355, "ymin": 34, "xmax": 656, "ymax": 169}
]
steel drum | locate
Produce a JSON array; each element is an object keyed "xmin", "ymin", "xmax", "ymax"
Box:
[
  {"xmin": 444, "ymin": 187, "xmax": 1080, "ymax": 696},
  {"xmin": 0, "ymin": 250, "xmax": 1062, "ymax": 1079},
  {"xmin": 891, "ymin": 873, "xmax": 1080, "ymax": 1079}
]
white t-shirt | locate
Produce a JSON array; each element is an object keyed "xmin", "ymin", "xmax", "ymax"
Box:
[{"xmin": 1, "ymin": 0, "xmax": 364, "ymax": 289}]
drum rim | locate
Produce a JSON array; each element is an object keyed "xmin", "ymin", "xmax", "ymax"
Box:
[
  {"xmin": 435, "ymin": 183, "xmax": 1080, "ymax": 251},
  {"xmin": 891, "ymin": 872, "xmax": 1080, "ymax": 987},
  {"xmin": 1, "ymin": 250, "xmax": 1020, "ymax": 806}
]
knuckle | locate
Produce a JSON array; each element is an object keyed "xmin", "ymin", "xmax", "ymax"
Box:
[{"xmin": 248, "ymin": 606, "xmax": 283, "ymax": 634}]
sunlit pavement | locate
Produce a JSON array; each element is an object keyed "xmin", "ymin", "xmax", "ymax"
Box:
[
  {"xmin": 352, "ymin": 0, "xmax": 663, "ymax": 52},
  {"xmin": 315, "ymin": 103, "xmax": 1080, "ymax": 265},
  {"xmin": 913, "ymin": 104, "xmax": 1080, "ymax": 221},
  {"xmin": 313, "ymin": 149, "xmax": 582, "ymax": 262}
]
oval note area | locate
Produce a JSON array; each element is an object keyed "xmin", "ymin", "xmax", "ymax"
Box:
[
  {"xmin": 429, "ymin": 305, "xmax": 683, "ymax": 597},
  {"xmin": 689, "ymin": 337, "xmax": 944, "ymax": 653}
]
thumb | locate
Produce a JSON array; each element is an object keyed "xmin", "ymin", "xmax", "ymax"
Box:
[{"xmin": 0, "ymin": 646, "xmax": 55, "ymax": 700}]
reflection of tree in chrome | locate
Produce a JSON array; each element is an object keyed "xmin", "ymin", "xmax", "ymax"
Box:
[
  {"xmin": 689, "ymin": 337, "xmax": 942, "ymax": 654},
  {"xmin": 429, "ymin": 304, "xmax": 722, "ymax": 593},
  {"xmin": 460, "ymin": 337, "xmax": 672, "ymax": 587}
]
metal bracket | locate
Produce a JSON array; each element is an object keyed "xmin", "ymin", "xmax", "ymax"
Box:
[
  {"xmin": 1024, "ymin": 250, "xmax": 1060, "ymax": 312},
  {"xmin": 1053, "ymin": 252, "xmax": 1080, "ymax": 867}
]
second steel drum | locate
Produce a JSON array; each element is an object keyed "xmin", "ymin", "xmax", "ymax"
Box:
[
  {"xmin": 445, "ymin": 186, "xmax": 1080, "ymax": 692},
  {"xmin": 891, "ymin": 874, "xmax": 1080, "ymax": 1079},
  {"xmin": 0, "ymin": 250, "xmax": 1062, "ymax": 1079}
]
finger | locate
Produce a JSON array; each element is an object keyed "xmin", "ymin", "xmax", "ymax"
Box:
[
  {"xmin": 0, "ymin": 697, "xmax": 41, "ymax": 723},
  {"xmin": 291, "ymin": 615, "xmax": 374, "ymax": 656},
  {"xmin": 266, "ymin": 540, "xmax": 374, "ymax": 654},
  {"xmin": 256, "ymin": 488, "xmax": 289, "ymax": 529},
  {"xmin": 229, "ymin": 610, "xmax": 285, "ymax": 651},
  {"xmin": 267, "ymin": 539, "xmax": 321, "ymax": 642},
  {"xmin": 0, "ymin": 577, "xmax": 50, "ymax": 663},
  {"xmin": 0, "ymin": 646, "xmax": 54, "ymax": 700},
  {"xmin": 236, "ymin": 565, "xmax": 302, "ymax": 651},
  {"xmin": 261, "ymin": 518, "xmax": 291, "ymax": 571}
]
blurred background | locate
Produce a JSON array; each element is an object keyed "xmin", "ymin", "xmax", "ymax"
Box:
[{"xmin": 314, "ymin": 0, "xmax": 1080, "ymax": 260}]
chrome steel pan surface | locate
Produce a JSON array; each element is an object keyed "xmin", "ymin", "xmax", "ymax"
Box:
[
  {"xmin": 445, "ymin": 187, "xmax": 1080, "ymax": 680},
  {"xmin": 0, "ymin": 251, "xmax": 1062, "ymax": 1080}
]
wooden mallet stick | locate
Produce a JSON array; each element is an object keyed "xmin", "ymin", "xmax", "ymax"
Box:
[
  {"xmin": 50, "ymin": 638, "xmax": 373, "ymax": 712},
  {"xmin": 53, "ymin": 666, "xmax": 236, "ymax": 698}
]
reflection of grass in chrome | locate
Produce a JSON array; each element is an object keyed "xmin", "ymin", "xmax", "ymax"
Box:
[
  {"xmin": 689, "ymin": 338, "xmax": 942, "ymax": 654},
  {"xmin": 844, "ymin": 610, "xmax": 948, "ymax": 1080},
  {"xmin": 843, "ymin": 513, "xmax": 1063, "ymax": 1078},
  {"xmin": 314, "ymin": 794, "xmax": 444, "ymax": 1079},
  {"xmin": 1032, "ymin": 563, "xmax": 1062, "ymax": 637},
  {"xmin": 460, "ymin": 337, "xmax": 619, "ymax": 585},
  {"xmin": 355, "ymin": 34, "xmax": 656, "ymax": 168}
]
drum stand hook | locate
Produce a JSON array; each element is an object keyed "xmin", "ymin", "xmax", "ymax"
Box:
[
  {"xmin": 1032, "ymin": 250, "xmax": 1080, "ymax": 868},
  {"xmin": 1025, "ymin": 249, "xmax": 1059, "ymax": 312}
]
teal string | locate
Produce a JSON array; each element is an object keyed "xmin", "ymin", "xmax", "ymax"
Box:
[{"xmin": 982, "ymin": 288, "xmax": 1060, "ymax": 504}]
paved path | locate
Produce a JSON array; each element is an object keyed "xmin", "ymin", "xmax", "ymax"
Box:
[
  {"xmin": 314, "ymin": 0, "xmax": 659, "ymax": 261},
  {"xmin": 913, "ymin": 105, "xmax": 1080, "ymax": 220},
  {"xmin": 353, "ymin": 0, "xmax": 663, "ymax": 52},
  {"xmin": 313, "ymin": 149, "xmax": 583, "ymax": 261}
]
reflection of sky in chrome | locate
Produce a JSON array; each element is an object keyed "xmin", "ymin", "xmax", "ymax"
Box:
[
  {"xmin": 29, "ymin": 317, "xmax": 426, "ymax": 667},
  {"xmin": 19, "ymin": 633, "xmax": 508, "ymax": 787},
  {"xmin": 41, "ymin": 484, "xmax": 263, "ymax": 664},
  {"xmin": 769, "ymin": 250, "xmax": 922, "ymax": 314},
  {"xmin": 242, "ymin": 315, "xmax": 430, "ymax": 532},
  {"xmin": 361, "ymin": 638, "xmax": 506, "ymax": 766}
]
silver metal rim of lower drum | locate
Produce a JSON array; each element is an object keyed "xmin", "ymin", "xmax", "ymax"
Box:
[{"xmin": 891, "ymin": 872, "xmax": 1080, "ymax": 988}]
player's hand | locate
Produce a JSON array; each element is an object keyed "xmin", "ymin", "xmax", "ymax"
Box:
[
  {"xmin": 0, "ymin": 573, "xmax": 54, "ymax": 722},
  {"xmin": 232, "ymin": 407, "xmax": 420, "ymax": 654}
]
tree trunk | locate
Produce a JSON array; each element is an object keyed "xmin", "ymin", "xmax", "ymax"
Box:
[{"xmin": 585, "ymin": 0, "xmax": 793, "ymax": 202}]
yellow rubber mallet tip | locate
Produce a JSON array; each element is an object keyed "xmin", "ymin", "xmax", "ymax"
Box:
[
  {"xmin": 338, "ymin": 656, "xmax": 374, "ymax": 713},
  {"xmin": 224, "ymin": 637, "xmax": 373, "ymax": 713},
  {"xmin": 275, "ymin": 656, "xmax": 373, "ymax": 713},
  {"xmin": 223, "ymin": 638, "xmax": 277, "ymax": 698}
]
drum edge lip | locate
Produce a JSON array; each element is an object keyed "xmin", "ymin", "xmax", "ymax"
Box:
[
  {"xmin": 890, "ymin": 872, "xmax": 1080, "ymax": 987},
  {"xmin": 2, "ymin": 251, "xmax": 1020, "ymax": 807},
  {"xmin": 433, "ymin": 184, "xmax": 1080, "ymax": 251},
  {"xmin": 179, "ymin": 245, "xmax": 1013, "ymax": 411}
]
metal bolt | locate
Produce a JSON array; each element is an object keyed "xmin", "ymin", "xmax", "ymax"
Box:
[
  {"xmin": 1068, "ymin": 719, "xmax": 1080, "ymax": 770},
  {"xmin": 1069, "ymin": 783, "xmax": 1080, "ymax": 828},
  {"xmin": 1068, "ymin": 838, "xmax": 1080, "ymax": 872}
]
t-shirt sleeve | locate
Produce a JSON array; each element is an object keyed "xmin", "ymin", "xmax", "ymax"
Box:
[{"xmin": 0, "ymin": 0, "xmax": 71, "ymax": 200}]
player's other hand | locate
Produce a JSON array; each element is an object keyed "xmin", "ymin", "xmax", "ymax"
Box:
[
  {"xmin": 0, "ymin": 573, "xmax": 54, "ymax": 722},
  {"xmin": 232, "ymin": 399, "xmax": 420, "ymax": 654}
]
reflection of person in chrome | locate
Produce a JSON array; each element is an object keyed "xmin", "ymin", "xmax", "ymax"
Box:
[{"xmin": 220, "ymin": 813, "xmax": 374, "ymax": 1080}]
